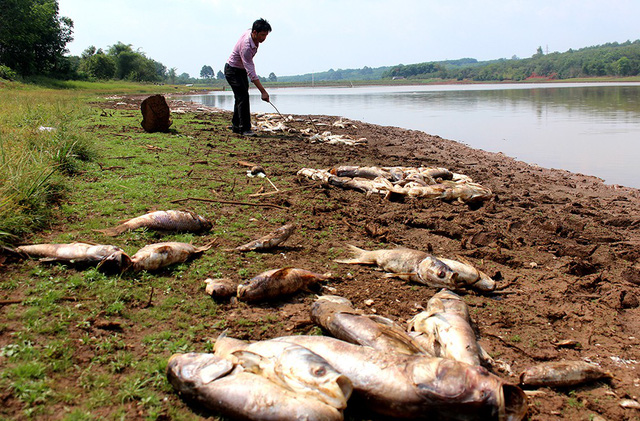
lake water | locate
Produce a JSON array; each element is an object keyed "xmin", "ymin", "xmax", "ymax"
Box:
[{"xmin": 177, "ymin": 83, "xmax": 640, "ymax": 189}]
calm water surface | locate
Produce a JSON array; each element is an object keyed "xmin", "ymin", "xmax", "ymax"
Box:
[{"xmin": 178, "ymin": 83, "xmax": 640, "ymax": 189}]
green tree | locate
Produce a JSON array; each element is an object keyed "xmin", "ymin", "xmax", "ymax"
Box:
[
  {"xmin": 79, "ymin": 51, "xmax": 115, "ymax": 79},
  {"xmin": 200, "ymin": 65, "xmax": 214, "ymax": 78},
  {"xmin": 268, "ymin": 72, "xmax": 277, "ymax": 82},
  {"xmin": 168, "ymin": 67, "xmax": 177, "ymax": 84},
  {"xmin": 0, "ymin": 0, "xmax": 74, "ymax": 76},
  {"xmin": 615, "ymin": 56, "xmax": 631, "ymax": 76},
  {"xmin": 217, "ymin": 70, "xmax": 224, "ymax": 80},
  {"xmin": 105, "ymin": 42, "xmax": 163, "ymax": 82}
]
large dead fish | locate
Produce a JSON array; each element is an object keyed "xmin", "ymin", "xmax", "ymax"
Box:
[
  {"xmin": 94, "ymin": 210, "xmax": 212, "ymax": 236},
  {"xmin": 129, "ymin": 241, "xmax": 212, "ymax": 271},
  {"xmin": 214, "ymin": 336, "xmax": 352, "ymax": 410},
  {"xmin": 236, "ymin": 267, "xmax": 333, "ymax": 302},
  {"xmin": 519, "ymin": 361, "xmax": 613, "ymax": 388},
  {"xmin": 408, "ymin": 289, "xmax": 482, "ymax": 366},
  {"xmin": 272, "ymin": 335, "xmax": 528, "ymax": 421},
  {"xmin": 234, "ymin": 223, "xmax": 295, "ymax": 252},
  {"xmin": 311, "ymin": 295, "xmax": 428, "ymax": 355},
  {"xmin": 167, "ymin": 352, "xmax": 344, "ymax": 421},
  {"xmin": 335, "ymin": 245, "xmax": 459, "ymax": 289},
  {"xmin": 15, "ymin": 242, "xmax": 129, "ymax": 272}
]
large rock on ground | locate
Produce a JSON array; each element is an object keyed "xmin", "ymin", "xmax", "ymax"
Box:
[{"xmin": 141, "ymin": 95, "xmax": 172, "ymax": 133}]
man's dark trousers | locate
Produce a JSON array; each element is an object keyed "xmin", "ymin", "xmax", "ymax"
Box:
[{"xmin": 224, "ymin": 63, "xmax": 251, "ymax": 133}]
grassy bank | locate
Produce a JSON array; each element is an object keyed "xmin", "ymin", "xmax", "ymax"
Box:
[
  {"xmin": 0, "ymin": 80, "xmax": 209, "ymax": 247},
  {"xmin": 0, "ymin": 81, "xmax": 299, "ymax": 419}
]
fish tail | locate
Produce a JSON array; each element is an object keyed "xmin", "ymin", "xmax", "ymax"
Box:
[
  {"xmin": 334, "ymin": 244, "xmax": 374, "ymax": 264},
  {"xmin": 195, "ymin": 239, "xmax": 218, "ymax": 253}
]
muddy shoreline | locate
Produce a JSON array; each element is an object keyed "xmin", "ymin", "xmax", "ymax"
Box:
[{"xmin": 165, "ymin": 94, "xmax": 640, "ymax": 419}]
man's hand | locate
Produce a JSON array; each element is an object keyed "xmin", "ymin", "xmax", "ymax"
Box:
[{"xmin": 261, "ymin": 91, "xmax": 270, "ymax": 102}]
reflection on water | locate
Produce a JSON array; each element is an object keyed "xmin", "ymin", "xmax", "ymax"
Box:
[{"xmin": 177, "ymin": 83, "xmax": 640, "ymax": 188}]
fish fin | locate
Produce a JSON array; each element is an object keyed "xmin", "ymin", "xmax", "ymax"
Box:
[
  {"xmin": 384, "ymin": 272, "xmax": 417, "ymax": 281},
  {"xmin": 374, "ymin": 321, "xmax": 430, "ymax": 355},
  {"xmin": 454, "ymin": 255, "xmax": 476, "ymax": 266},
  {"xmin": 424, "ymin": 299, "xmax": 446, "ymax": 319},
  {"xmin": 231, "ymin": 350, "xmax": 267, "ymax": 374},
  {"xmin": 199, "ymin": 358, "xmax": 235, "ymax": 384},
  {"xmin": 92, "ymin": 225, "xmax": 128, "ymax": 237}
]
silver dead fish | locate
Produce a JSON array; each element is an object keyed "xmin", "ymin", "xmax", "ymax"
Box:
[
  {"xmin": 215, "ymin": 336, "xmax": 352, "ymax": 410},
  {"xmin": 15, "ymin": 242, "xmax": 129, "ymax": 272},
  {"xmin": 129, "ymin": 241, "xmax": 212, "ymax": 271},
  {"xmin": 335, "ymin": 245, "xmax": 459, "ymax": 289},
  {"xmin": 235, "ymin": 223, "xmax": 295, "ymax": 252},
  {"xmin": 311, "ymin": 295, "xmax": 428, "ymax": 355},
  {"xmin": 94, "ymin": 210, "xmax": 212, "ymax": 236},
  {"xmin": 408, "ymin": 289, "xmax": 482, "ymax": 366},
  {"xmin": 272, "ymin": 335, "xmax": 528, "ymax": 421},
  {"xmin": 167, "ymin": 352, "xmax": 345, "ymax": 421},
  {"xmin": 236, "ymin": 267, "xmax": 333, "ymax": 302},
  {"xmin": 519, "ymin": 361, "xmax": 613, "ymax": 388}
]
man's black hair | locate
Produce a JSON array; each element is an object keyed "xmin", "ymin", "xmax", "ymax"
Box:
[{"xmin": 252, "ymin": 18, "xmax": 272, "ymax": 33}]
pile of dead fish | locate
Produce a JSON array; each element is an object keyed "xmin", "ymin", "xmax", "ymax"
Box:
[
  {"xmin": 10, "ymin": 210, "xmax": 213, "ymax": 273},
  {"xmin": 168, "ymin": 291, "xmax": 530, "ymax": 421},
  {"xmin": 298, "ymin": 165, "xmax": 492, "ymax": 204},
  {"xmin": 255, "ymin": 113, "xmax": 367, "ymax": 145},
  {"xmin": 255, "ymin": 113, "xmax": 294, "ymax": 133},
  {"xmin": 307, "ymin": 131, "xmax": 367, "ymax": 146},
  {"xmin": 172, "ymin": 287, "xmax": 613, "ymax": 420}
]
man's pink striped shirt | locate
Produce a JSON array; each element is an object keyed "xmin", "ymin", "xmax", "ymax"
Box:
[{"xmin": 227, "ymin": 29, "xmax": 259, "ymax": 81}]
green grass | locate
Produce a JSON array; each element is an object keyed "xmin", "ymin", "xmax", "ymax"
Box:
[{"xmin": 0, "ymin": 78, "xmax": 405, "ymax": 419}]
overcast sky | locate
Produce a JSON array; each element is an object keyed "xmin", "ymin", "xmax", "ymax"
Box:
[{"xmin": 58, "ymin": 0, "xmax": 640, "ymax": 79}]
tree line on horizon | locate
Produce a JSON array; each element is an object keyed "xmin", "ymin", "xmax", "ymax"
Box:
[{"xmin": 2, "ymin": 1, "xmax": 639, "ymax": 84}]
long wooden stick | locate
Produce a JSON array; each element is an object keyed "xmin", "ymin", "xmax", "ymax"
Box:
[{"xmin": 170, "ymin": 197, "xmax": 287, "ymax": 210}]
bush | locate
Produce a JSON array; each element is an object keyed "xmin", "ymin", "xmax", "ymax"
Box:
[{"xmin": 0, "ymin": 65, "xmax": 18, "ymax": 80}]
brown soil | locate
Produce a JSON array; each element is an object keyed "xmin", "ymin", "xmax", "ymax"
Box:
[{"xmin": 4, "ymin": 94, "xmax": 640, "ymax": 420}]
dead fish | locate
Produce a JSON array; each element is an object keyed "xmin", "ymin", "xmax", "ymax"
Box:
[
  {"xmin": 214, "ymin": 336, "xmax": 352, "ymax": 410},
  {"xmin": 94, "ymin": 210, "xmax": 212, "ymax": 236},
  {"xmin": 204, "ymin": 278, "xmax": 237, "ymax": 299},
  {"xmin": 236, "ymin": 267, "xmax": 332, "ymax": 302},
  {"xmin": 15, "ymin": 242, "xmax": 129, "ymax": 272},
  {"xmin": 436, "ymin": 256, "xmax": 496, "ymax": 292},
  {"xmin": 273, "ymin": 335, "xmax": 528, "ymax": 421},
  {"xmin": 519, "ymin": 361, "xmax": 613, "ymax": 388},
  {"xmin": 439, "ymin": 181, "xmax": 493, "ymax": 204},
  {"xmin": 234, "ymin": 223, "xmax": 295, "ymax": 252},
  {"xmin": 335, "ymin": 244, "xmax": 429, "ymax": 277},
  {"xmin": 336, "ymin": 245, "xmax": 460, "ymax": 289},
  {"xmin": 129, "ymin": 241, "xmax": 212, "ymax": 271},
  {"xmin": 329, "ymin": 166, "xmax": 391, "ymax": 180},
  {"xmin": 167, "ymin": 352, "xmax": 344, "ymax": 421},
  {"xmin": 408, "ymin": 289, "xmax": 482, "ymax": 366},
  {"xmin": 311, "ymin": 295, "xmax": 428, "ymax": 355}
]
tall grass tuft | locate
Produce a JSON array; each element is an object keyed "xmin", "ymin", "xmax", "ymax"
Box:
[{"xmin": 0, "ymin": 84, "xmax": 96, "ymax": 246}]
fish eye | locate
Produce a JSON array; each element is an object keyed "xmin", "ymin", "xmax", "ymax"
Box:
[
  {"xmin": 437, "ymin": 270, "xmax": 446, "ymax": 278},
  {"xmin": 312, "ymin": 366, "xmax": 327, "ymax": 377}
]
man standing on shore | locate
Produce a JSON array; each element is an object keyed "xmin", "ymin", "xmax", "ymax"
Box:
[{"xmin": 224, "ymin": 18, "xmax": 272, "ymax": 137}]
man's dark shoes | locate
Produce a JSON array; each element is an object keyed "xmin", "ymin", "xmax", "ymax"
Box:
[{"xmin": 241, "ymin": 130, "xmax": 258, "ymax": 137}]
